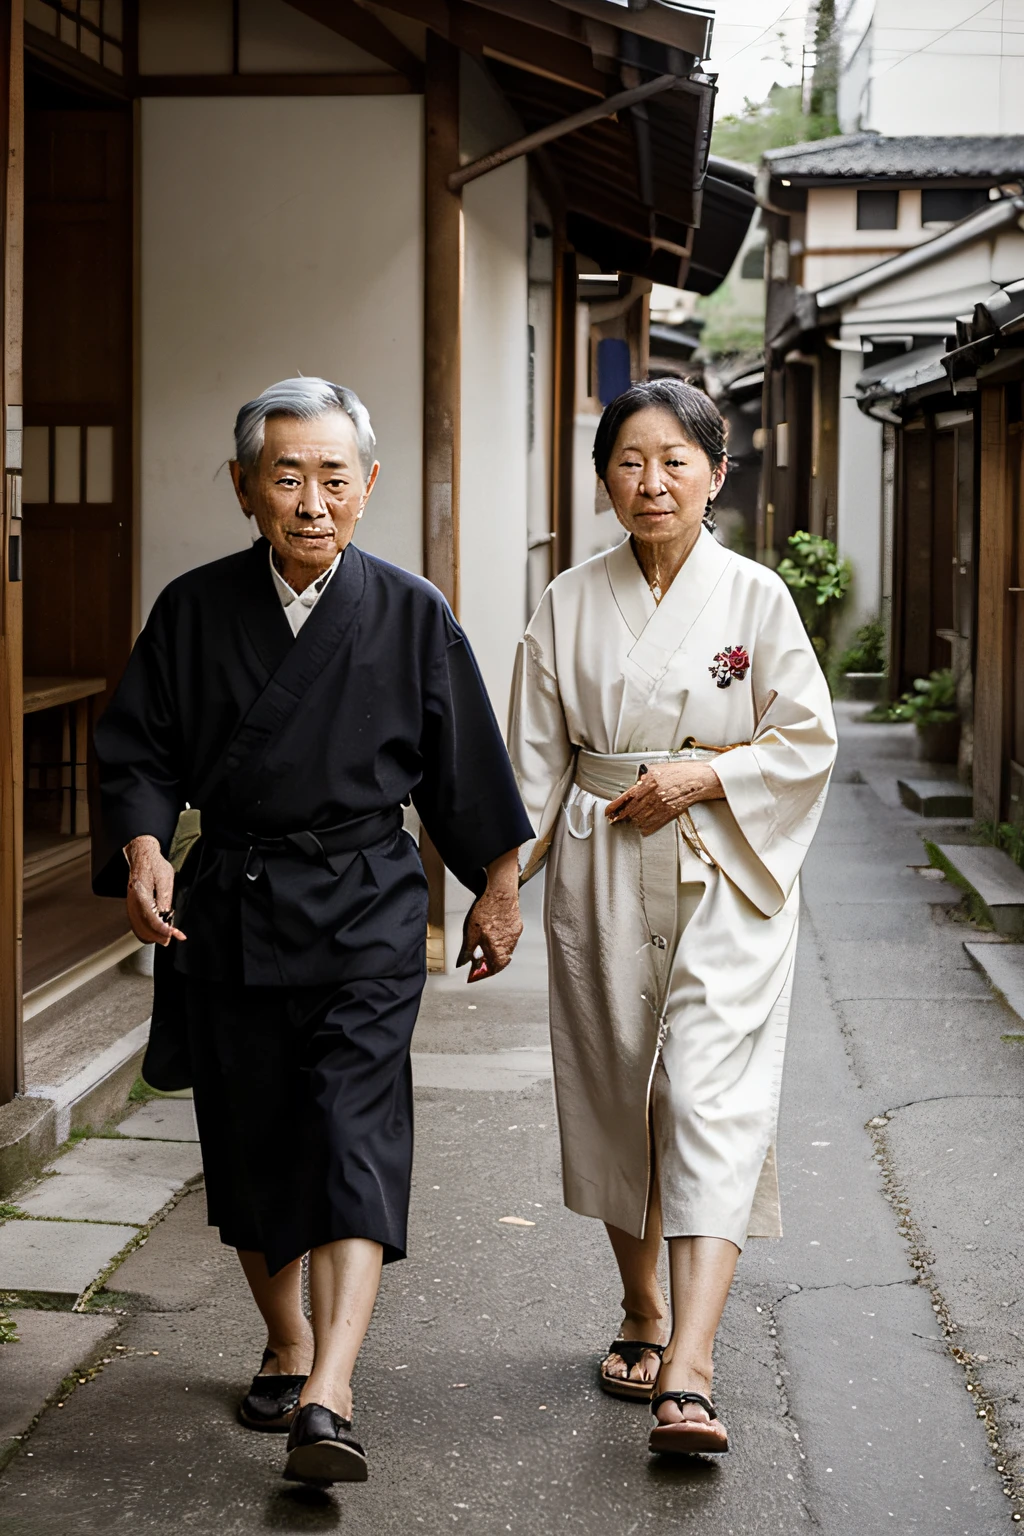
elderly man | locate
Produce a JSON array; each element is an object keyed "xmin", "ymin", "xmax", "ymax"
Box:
[{"xmin": 93, "ymin": 378, "xmax": 531, "ymax": 1486}]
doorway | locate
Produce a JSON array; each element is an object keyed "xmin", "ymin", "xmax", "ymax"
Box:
[{"xmin": 21, "ymin": 57, "xmax": 133, "ymax": 992}]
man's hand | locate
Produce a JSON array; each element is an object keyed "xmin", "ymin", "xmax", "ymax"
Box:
[
  {"xmin": 457, "ymin": 848, "xmax": 523, "ymax": 983},
  {"xmin": 605, "ymin": 761, "xmax": 725, "ymax": 838},
  {"xmin": 125, "ymin": 835, "xmax": 187, "ymax": 947}
]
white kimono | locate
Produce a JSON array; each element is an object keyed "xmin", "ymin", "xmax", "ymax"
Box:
[{"xmin": 508, "ymin": 530, "xmax": 837, "ymax": 1248}]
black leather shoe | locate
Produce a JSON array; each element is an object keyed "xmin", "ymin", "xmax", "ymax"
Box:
[
  {"xmin": 238, "ymin": 1349, "xmax": 307, "ymax": 1433},
  {"xmin": 283, "ymin": 1402, "xmax": 368, "ymax": 1484}
]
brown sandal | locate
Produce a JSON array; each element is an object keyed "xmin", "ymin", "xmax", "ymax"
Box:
[
  {"xmin": 599, "ymin": 1339, "xmax": 666, "ymax": 1401},
  {"xmin": 648, "ymin": 1390, "xmax": 729, "ymax": 1455}
]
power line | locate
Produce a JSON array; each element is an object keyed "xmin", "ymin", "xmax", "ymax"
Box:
[
  {"xmin": 871, "ymin": 0, "xmax": 1006, "ymax": 79},
  {"xmin": 709, "ymin": 2, "xmax": 808, "ymax": 66}
]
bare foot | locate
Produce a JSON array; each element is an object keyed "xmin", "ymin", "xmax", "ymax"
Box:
[
  {"xmin": 261, "ymin": 1335, "xmax": 314, "ymax": 1377},
  {"xmin": 603, "ymin": 1309, "xmax": 670, "ymax": 1387},
  {"xmin": 299, "ymin": 1378, "xmax": 354, "ymax": 1420},
  {"xmin": 653, "ymin": 1358, "xmax": 715, "ymax": 1425}
]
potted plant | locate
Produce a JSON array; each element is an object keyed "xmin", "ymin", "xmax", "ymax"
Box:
[
  {"xmin": 891, "ymin": 669, "xmax": 960, "ymax": 762},
  {"xmin": 833, "ymin": 618, "xmax": 886, "ymax": 701},
  {"xmin": 776, "ymin": 531, "xmax": 852, "ymax": 663}
]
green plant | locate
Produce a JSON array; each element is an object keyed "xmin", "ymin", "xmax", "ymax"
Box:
[
  {"xmin": 866, "ymin": 668, "xmax": 958, "ymax": 724},
  {"xmin": 836, "ymin": 619, "xmax": 886, "ymax": 675},
  {"xmin": 711, "ymin": 83, "xmax": 840, "ymax": 165},
  {"xmin": 892, "ymin": 669, "xmax": 957, "ymax": 726},
  {"xmin": 977, "ymin": 820, "xmax": 1024, "ymax": 870},
  {"xmin": 776, "ymin": 531, "xmax": 852, "ymax": 657}
]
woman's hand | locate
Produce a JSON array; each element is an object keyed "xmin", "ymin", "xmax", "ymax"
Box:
[
  {"xmin": 605, "ymin": 762, "xmax": 724, "ymax": 837},
  {"xmin": 458, "ymin": 848, "xmax": 523, "ymax": 983},
  {"xmin": 124, "ymin": 834, "xmax": 187, "ymax": 946}
]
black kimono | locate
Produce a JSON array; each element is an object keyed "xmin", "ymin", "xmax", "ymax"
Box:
[{"xmin": 93, "ymin": 538, "xmax": 532, "ymax": 1271}]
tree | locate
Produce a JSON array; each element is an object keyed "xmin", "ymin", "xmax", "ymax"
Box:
[{"xmin": 711, "ymin": 83, "xmax": 839, "ymax": 165}]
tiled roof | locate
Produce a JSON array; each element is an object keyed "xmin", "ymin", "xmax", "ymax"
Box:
[{"xmin": 763, "ymin": 133, "xmax": 1024, "ymax": 182}]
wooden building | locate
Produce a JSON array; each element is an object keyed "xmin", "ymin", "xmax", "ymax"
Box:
[
  {"xmin": 941, "ymin": 287, "xmax": 1024, "ymax": 823},
  {"xmin": 757, "ymin": 134, "xmax": 1024, "ymax": 645},
  {"xmin": 0, "ymin": 0, "xmax": 754, "ymax": 1112}
]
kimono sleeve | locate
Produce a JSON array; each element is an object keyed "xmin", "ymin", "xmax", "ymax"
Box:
[
  {"xmin": 413, "ymin": 605, "xmax": 534, "ymax": 895},
  {"xmin": 506, "ymin": 586, "xmax": 576, "ymax": 883},
  {"xmin": 703, "ymin": 574, "xmax": 837, "ymax": 917},
  {"xmin": 91, "ymin": 593, "xmax": 185, "ymax": 897}
]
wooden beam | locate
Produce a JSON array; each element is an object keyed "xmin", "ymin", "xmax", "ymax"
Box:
[
  {"xmin": 25, "ymin": 23, "xmax": 130, "ymax": 98},
  {"xmin": 423, "ymin": 30, "xmax": 461, "ymax": 612},
  {"xmin": 137, "ymin": 73, "xmax": 413, "ymax": 97},
  {"xmin": 285, "ymin": 0, "xmax": 424, "ymax": 84},
  {"xmin": 421, "ymin": 29, "xmax": 462, "ymax": 969},
  {"xmin": 551, "ymin": 237, "xmax": 575, "ymax": 574},
  {"xmin": 974, "ymin": 385, "xmax": 1013, "ymax": 822},
  {"xmin": 451, "ymin": 4, "xmax": 606, "ymax": 95},
  {"xmin": 0, "ymin": 0, "xmax": 23, "ymax": 1105},
  {"xmin": 448, "ymin": 72, "xmax": 677, "ymax": 191}
]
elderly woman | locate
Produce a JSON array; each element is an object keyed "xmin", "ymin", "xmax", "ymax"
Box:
[
  {"xmin": 509, "ymin": 378, "xmax": 836, "ymax": 1456},
  {"xmin": 93, "ymin": 378, "xmax": 531, "ymax": 1485}
]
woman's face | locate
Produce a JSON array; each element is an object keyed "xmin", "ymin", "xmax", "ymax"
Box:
[{"xmin": 604, "ymin": 404, "xmax": 726, "ymax": 550}]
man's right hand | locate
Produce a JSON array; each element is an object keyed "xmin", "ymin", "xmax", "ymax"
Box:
[{"xmin": 124, "ymin": 835, "xmax": 187, "ymax": 947}]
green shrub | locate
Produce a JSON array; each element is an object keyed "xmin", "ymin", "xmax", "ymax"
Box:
[
  {"xmin": 835, "ymin": 619, "xmax": 886, "ymax": 675},
  {"xmin": 867, "ymin": 668, "xmax": 957, "ymax": 725},
  {"xmin": 776, "ymin": 531, "xmax": 852, "ymax": 659}
]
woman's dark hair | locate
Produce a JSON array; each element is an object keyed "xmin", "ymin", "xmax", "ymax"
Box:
[{"xmin": 592, "ymin": 378, "xmax": 728, "ymax": 507}]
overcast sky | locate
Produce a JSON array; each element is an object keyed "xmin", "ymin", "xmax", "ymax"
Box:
[{"xmin": 706, "ymin": 0, "xmax": 813, "ymax": 115}]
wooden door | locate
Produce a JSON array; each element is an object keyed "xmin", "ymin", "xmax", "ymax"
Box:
[
  {"xmin": 896, "ymin": 423, "xmax": 932, "ymax": 692},
  {"xmin": 1009, "ymin": 421, "xmax": 1024, "ymax": 825},
  {"xmin": 21, "ymin": 107, "xmax": 132, "ymax": 695},
  {"xmin": 0, "ymin": 0, "xmax": 21, "ymax": 1105}
]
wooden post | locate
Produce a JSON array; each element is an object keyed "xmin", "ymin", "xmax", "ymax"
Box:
[
  {"xmin": 974, "ymin": 385, "xmax": 1012, "ymax": 823},
  {"xmin": 0, "ymin": 0, "xmax": 23, "ymax": 1105},
  {"xmin": 421, "ymin": 31, "xmax": 461, "ymax": 970},
  {"xmin": 551, "ymin": 239, "xmax": 575, "ymax": 574}
]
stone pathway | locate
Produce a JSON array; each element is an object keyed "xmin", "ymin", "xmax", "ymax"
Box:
[{"xmin": 0, "ymin": 1094, "xmax": 201, "ymax": 1461}]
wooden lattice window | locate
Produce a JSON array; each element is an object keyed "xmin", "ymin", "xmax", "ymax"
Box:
[{"xmin": 25, "ymin": 0, "xmax": 124, "ymax": 75}]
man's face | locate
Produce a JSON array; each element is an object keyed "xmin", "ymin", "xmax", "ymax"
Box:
[{"xmin": 230, "ymin": 409, "xmax": 379, "ymax": 586}]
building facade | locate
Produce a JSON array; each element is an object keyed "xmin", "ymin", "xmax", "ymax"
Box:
[{"xmin": 0, "ymin": 0, "xmax": 754, "ymax": 1112}]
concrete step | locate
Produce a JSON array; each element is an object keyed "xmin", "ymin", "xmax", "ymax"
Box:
[
  {"xmin": 0, "ymin": 1219, "xmax": 134, "ymax": 1300},
  {"xmin": 0, "ymin": 960, "xmax": 156, "ymax": 1199},
  {"xmin": 964, "ymin": 941, "xmax": 1024, "ymax": 1027},
  {"xmin": 115, "ymin": 1099, "xmax": 197, "ymax": 1141},
  {"xmin": 898, "ymin": 779, "xmax": 974, "ymax": 818},
  {"xmin": 931, "ymin": 844, "xmax": 1024, "ymax": 937},
  {"xmin": 16, "ymin": 1137, "xmax": 203, "ymax": 1226}
]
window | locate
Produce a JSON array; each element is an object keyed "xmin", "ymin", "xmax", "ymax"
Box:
[
  {"xmin": 739, "ymin": 241, "xmax": 766, "ymax": 280},
  {"xmin": 22, "ymin": 424, "xmax": 114, "ymax": 504},
  {"xmin": 24, "ymin": 0, "xmax": 124, "ymax": 75},
  {"xmin": 856, "ymin": 190, "xmax": 899, "ymax": 231},
  {"xmin": 921, "ymin": 188, "xmax": 990, "ymax": 226}
]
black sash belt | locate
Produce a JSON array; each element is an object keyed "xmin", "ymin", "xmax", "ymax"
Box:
[{"xmin": 204, "ymin": 807, "xmax": 404, "ymax": 880}]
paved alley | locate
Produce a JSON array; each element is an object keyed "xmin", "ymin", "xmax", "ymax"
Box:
[{"xmin": 0, "ymin": 706, "xmax": 1021, "ymax": 1534}]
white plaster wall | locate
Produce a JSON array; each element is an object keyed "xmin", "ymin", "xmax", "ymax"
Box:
[
  {"xmin": 836, "ymin": 346, "xmax": 883, "ymax": 632},
  {"xmin": 846, "ymin": 0, "xmax": 1024, "ymax": 136},
  {"xmin": 459, "ymin": 157, "xmax": 529, "ymax": 717},
  {"xmin": 139, "ymin": 96, "xmax": 423, "ymax": 619}
]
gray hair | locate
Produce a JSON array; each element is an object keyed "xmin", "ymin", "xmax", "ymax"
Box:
[{"xmin": 233, "ymin": 376, "xmax": 377, "ymax": 477}]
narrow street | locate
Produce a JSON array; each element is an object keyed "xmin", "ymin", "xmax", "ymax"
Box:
[{"xmin": 0, "ymin": 706, "xmax": 1019, "ymax": 1534}]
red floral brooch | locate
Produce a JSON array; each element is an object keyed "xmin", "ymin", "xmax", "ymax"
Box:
[{"xmin": 709, "ymin": 644, "xmax": 750, "ymax": 688}]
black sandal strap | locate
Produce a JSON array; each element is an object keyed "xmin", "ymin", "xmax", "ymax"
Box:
[
  {"xmin": 603, "ymin": 1339, "xmax": 666, "ymax": 1370},
  {"xmin": 650, "ymin": 1390, "xmax": 717, "ymax": 1420}
]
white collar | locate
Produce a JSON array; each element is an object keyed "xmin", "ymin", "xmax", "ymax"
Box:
[{"xmin": 269, "ymin": 544, "xmax": 341, "ymax": 610}]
